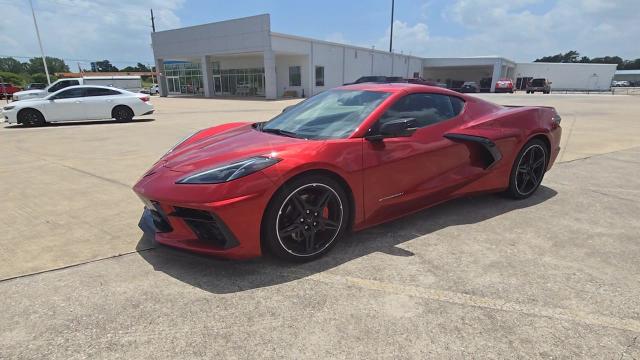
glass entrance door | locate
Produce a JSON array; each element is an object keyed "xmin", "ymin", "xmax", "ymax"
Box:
[
  {"xmin": 166, "ymin": 76, "xmax": 181, "ymax": 94},
  {"xmin": 213, "ymin": 75, "xmax": 222, "ymax": 95}
]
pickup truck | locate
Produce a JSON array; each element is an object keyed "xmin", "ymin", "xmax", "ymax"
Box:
[
  {"xmin": 0, "ymin": 83, "xmax": 22, "ymax": 99},
  {"xmin": 12, "ymin": 76, "xmax": 142, "ymax": 101}
]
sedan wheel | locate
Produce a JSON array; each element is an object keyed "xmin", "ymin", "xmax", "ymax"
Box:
[
  {"xmin": 18, "ymin": 109, "xmax": 45, "ymax": 127},
  {"xmin": 113, "ymin": 106, "xmax": 134, "ymax": 122},
  {"xmin": 264, "ymin": 175, "xmax": 350, "ymax": 261},
  {"xmin": 507, "ymin": 139, "xmax": 547, "ymax": 199}
]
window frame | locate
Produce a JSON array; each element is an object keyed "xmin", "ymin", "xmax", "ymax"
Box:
[
  {"xmin": 315, "ymin": 66, "xmax": 325, "ymax": 87},
  {"xmin": 288, "ymin": 66, "xmax": 302, "ymax": 87},
  {"xmin": 53, "ymin": 87, "xmax": 86, "ymax": 99},
  {"xmin": 371, "ymin": 92, "xmax": 466, "ymax": 133}
]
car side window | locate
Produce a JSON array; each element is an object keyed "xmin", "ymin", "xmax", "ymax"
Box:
[
  {"xmin": 54, "ymin": 88, "xmax": 85, "ymax": 99},
  {"xmin": 378, "ymin": 93, "xmax": 463, "ymax": 128},
  {"xmin": 86, "ymin": 88, "xmax": 121, "ymax": 96}
]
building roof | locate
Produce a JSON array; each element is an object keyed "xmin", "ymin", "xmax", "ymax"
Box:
[{"xmin": 615, "ymin": 70, "xmax": 640, "ymax": 75}]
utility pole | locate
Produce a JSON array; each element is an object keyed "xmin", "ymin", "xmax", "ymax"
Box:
[
  {"xmin": 389, "ymin": 0, "xmax": 394, "ymax": 53},
  {"xmin": 150, "ymin": 9, "xmax": 156, "ymax": 32},
  {"xmin": 29, "ymin": 0, "xmax": 51, "ymax": 84}
]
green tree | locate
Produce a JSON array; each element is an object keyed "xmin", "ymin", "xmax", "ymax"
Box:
[
  {"xmin": 31, "ymin": 73, "xmax": 55, "ymax": 84},
  {"xmin": 91, "ymin": 60, "xmax": 119, "ymax": 72},
  {"xmin": 0, "ymin": 71, "xmax": 27, "ymax": 86},
  {"xmin": 535, "ymin": 50, "xmax": 581, "ymax": 63},
  {"xmin": 27, "ymin": 56, "xmax": 69, "ymax": 74},
  {"xmin": 0, "ymin": 57, "xmax": 26, "ymax": 73}
]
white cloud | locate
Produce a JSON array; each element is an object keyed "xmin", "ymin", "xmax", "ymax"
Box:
[
  {"xmin": 370, "ymin": 0, "xmax": 640, "ymax": 61},
  {"xmin": 0, "ymin": 0, "xmax": 185, "ymax": 68}
]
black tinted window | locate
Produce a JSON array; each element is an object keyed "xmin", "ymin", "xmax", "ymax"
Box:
[
  {"xmin": 450, "ymin": 96, "xmax": 465, "ymax": 115},
  {"xmin": 86, "ymin": 87, "xmax": 121, "ymax": 96},
  {"xmin": 55, "ymin": 88, "xmax": 85, "ymax": 99},
  {"xmin": 531, "ymin": 79, "xmax": 545, "ymax": 86},
  {"xmin": 379, "ymin": 93, "xmax": 461, "ymax": 128}
]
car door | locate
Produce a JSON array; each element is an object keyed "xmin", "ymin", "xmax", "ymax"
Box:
[
  {"xmin": 83, "ymin": 87, "xmax": 122, "ymax": 119},
  {"xmin": 362, "ymin": 93, "xmax": 483, "ymax": 224},
  {"xmin": 44, "ymin": 87, "xmax": 87, "ymax": 121}
]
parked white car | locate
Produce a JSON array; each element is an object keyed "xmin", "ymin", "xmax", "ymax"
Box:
[
  {"xmin": 2, "ymin": 85, "xmax": 154, "ymax": 126},
  {"xmin": 12, "ymin": 76, "xmax": 142, "ymax": 101}
]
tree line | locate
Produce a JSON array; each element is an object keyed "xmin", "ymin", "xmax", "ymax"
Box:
[
  {"xmin": 0, "ymin": 56, "xmax": 154, "ymax": 86},
  {"xmin": 534, "ymin": 51, "xmax": 640, "ymax": 70}
]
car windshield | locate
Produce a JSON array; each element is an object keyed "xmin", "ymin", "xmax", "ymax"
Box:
[
  {"xmin": 260, "ymin": 90, "xmax": 390, "ymax": 140},
  {"xmin": 531, "ymin": 79, "xmax": 545, "ymax": 86}
]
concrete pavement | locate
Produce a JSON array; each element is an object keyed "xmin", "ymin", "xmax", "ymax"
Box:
[{"xmin": 1, "ymin": 93, "xmax": 639, "ymax": 358}]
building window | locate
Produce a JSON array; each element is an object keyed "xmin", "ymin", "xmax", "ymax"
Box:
[
  {"xmin": 315, "ymin": 66, "xmax": 325, "ymax": 86},
  {"xmin": 289, "ymin": 66, "xmax": 301, "ymax": 86}
]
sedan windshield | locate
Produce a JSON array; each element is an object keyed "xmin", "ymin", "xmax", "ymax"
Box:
[{"xmin": 260, "ymin": 90, "xmax": 390, "ymax": 139}]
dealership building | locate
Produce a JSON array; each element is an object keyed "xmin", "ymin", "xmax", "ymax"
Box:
[{"xmin": 151, "ymin": 14, "xmax": 617, "ymax": 99}]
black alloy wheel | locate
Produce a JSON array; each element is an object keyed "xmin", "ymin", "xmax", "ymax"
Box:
[
  {"xmin": 113, "ymin": 106, "xmax": 133, "ymax": 122},
  {"xmin": 19, "ymin": 109, "xmax": 45, "ymax": 127},
  {"xmin": 507, "ymin": 139, "xmax": 548, "ymax": 199},
  {"xmin": 264, "ymin": 175, "xmax": 349, "ymax": 261}
]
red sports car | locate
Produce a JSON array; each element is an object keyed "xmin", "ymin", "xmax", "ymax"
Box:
[{"xmin": 134, "ymin": 83, "xmax": 561, "ymax": 261}]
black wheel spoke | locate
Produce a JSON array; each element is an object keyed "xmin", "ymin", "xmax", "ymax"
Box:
[
  {"xmin": 533, "ymin": 158, "xmax": 544, "ymax": 169},
  {"xmin": 291, "ymin": 194, "xmax": 307, "ymax": 216},
  {"xmin": 529, "ymin": 171, "xmax": 539, "ymax": 185},
  {"xmin": 305, "ymin": 231, "xmax": 316, "ymax": 251},
  {"xmin": 320, "ymin": 218, "xmax": 339, "ymax": 230},
  {"xmin": 315, "ymin": 189, "xmax": 332, "ymax": 210},
  {"xmin": 279, "ymin": 224, "xmax": 301, "ymax": 238}
]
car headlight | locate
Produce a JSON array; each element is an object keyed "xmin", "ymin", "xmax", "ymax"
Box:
[
  {"xmin": 3, "ymin": 106, "xmax": 15, "ymax": 111},
  {"xmin": 177, "ymin": 156, "xmax": 281, "ymax": 184}
]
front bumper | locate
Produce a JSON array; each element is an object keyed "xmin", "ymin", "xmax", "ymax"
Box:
[
  {"xmin": 133, "ymin": 165, "xmax": 276, "ymax": 259},
  {"xmin": 2, "ymin": 109, "xmax": 18, "ymax": 124}
]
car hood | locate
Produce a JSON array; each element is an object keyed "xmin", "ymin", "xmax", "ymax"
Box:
[{"xmin": 162, "ymin": 123, "xmax": 320, "ymax": 173}]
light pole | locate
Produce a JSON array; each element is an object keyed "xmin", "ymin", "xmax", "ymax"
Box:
[
  {"xmin": 29, "ymin": 0, "xmax": 51, "ymax": 85},
  {"xmin": 389, "ymin": 0, "xmax": 395, "ymax": 53}
]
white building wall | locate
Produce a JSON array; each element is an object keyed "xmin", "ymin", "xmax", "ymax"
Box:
[
  {"xmin": 408, "ymin": 58, "xmax": 423, "ymax": 78},
  {"xmin": 344, "ymin": 48, "xmax": 373, "ymax": 84},
  {"xmin": 423, "ymin": 67, "xmax": 494, "ymax": 83},
  {"xmin": 372, "ymin": 53, "xmax": 392, "ymax": 76},
  {"xmin": 514, "ymin": 63, "xmax": 617, "ymax": 91},
  {"xmin": 312, "ymin": 43, "xmax": 345, "ymax": 94},
  {"xmin": 275, "ymin": 54, "xmax": 309, "ymax": 98},
  {"xmin": 151, "ymin": 14, "xmax": 270, "ymax": 59}
]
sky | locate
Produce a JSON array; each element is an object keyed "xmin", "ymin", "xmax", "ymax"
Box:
[{"xmin": 1, "ymin": 0, "xmax": 638, "ymax": 69}]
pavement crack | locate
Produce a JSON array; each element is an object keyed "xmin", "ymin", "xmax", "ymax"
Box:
[{"xmin": 0, "ymin": 247, "xmax": 155, "ymax": 283}]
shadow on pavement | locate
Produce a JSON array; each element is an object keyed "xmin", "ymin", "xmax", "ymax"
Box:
[
  {"xmin": 136, "ymin": 186, "xmax": 557, "ymax": 294},
  {"xmin": 3, "ymin": 118, "xmax": 155, "ymax": 129}
]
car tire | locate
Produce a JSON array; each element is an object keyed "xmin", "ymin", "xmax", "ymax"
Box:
[
  {"xmin": 112, "ymin": 105, "xmax": 134, "ymax": 122},
  {"xmin": 506, "ymin": 138, "xmax": 548, "ymax": 199},
  {"xmin": 262, "ymin": 174, "xmax": 351, "ymax": 262},
  {"xmin": 18, "ymin": 108, "xmax": 46, "ymax": 127}
]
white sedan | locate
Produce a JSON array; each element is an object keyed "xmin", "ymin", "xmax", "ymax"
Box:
[{"xmin": 2, "ymin": 85, "xmax": 154, "ymax": 126}]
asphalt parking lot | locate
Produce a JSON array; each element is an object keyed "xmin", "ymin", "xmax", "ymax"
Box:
[{"xmin": 1, "ymin": 93, "xmax": 639, "ymax": 358}]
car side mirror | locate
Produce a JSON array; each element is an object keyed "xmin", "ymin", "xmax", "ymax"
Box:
[{"xmin": 366, "ymin": 118, "xmax": 417, "ymax": 141}]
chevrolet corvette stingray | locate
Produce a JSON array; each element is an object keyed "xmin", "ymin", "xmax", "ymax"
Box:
[{"xmin": 134, "ymin": 83, "xmax": 561, "ymax": 261}]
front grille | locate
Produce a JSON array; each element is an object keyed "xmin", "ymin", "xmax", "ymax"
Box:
[{"xmin": 169, "ymin": 207, "xmax": 238, "ymax": 249}]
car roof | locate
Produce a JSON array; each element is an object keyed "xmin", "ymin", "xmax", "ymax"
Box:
[
  {"xmin": 58, "ymin": 85, "xmax": 128, "ymax": 91},
  {"xmin": 336, "ymin": 82, "xmax": 463, "ymax": 97}
]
